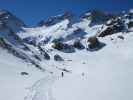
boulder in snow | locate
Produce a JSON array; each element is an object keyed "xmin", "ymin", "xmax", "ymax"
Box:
[
  {"xmin": 73, "ymin": 40, "xmax": 85, "ymax": 50},
  {"xmin": 21, "ymin": 72, "xmax": 29, "ymax": 76},
  {"xmin": 128, "ymin": 21, "xmax": 133, "ymax": 28},
  {"xmin": 87, "ymin": 36, "xmax": 105, "ymax": 51},
  {"xmin": 54, "ymin": 54, "xmax": 64, "ymax": 61},
  {"xmin": 52, "ymin": 41, "xmax": 75, "ymax": 53},
  {"xmin": 117, "ymin": 35, "xmax": 124, "ymax": 40}
]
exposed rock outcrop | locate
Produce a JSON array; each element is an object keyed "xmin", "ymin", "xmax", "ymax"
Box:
[
  {"xmin": 98, "ymin": 18, "xmax": 125, "ymax": 37},
  {"xmin": 52, "ymin": 41, "xmax": 75, "ymax": 53},
  {"xmin": 54, "ymin": 54, "xmax": 64, "ymax": 61},
  {"xmin": 87, "ymin": 36, "xmax": 105, "ymax": 51},
  {"xmin": 73, "ymin": 40, "xmax": 85, "ymax": 50}
]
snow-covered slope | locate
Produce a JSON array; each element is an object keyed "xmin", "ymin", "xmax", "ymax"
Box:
[
  {"xmin": 0, "ymin": 48, "xmax": 46, "ymax": 100},
  {"xmin": 0, "ymin": 9, "xmax": 133, "ymax": 100},
  {"xmin": 52, "ymin": 32, "xmax": 133, "ymax": 100}
]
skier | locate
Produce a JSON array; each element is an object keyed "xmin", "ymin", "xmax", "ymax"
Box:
[{"xmin": 61, "ymin": 72, "xmax": 64, "ymax": 77}]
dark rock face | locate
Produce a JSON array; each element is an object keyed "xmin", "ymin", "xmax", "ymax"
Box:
[
  {"xmin": 33, "ymin": 55, "xmax": 42, "ymax": 61},
  {"xmin": 87, "ymin": 36, "xmax": 105, "ymax": 51},
  {"xmin": 87, "ymin": 36, "xmax": 100, "ymax": 49},
  {"xmin": 52, "ymin": 41, "xmax": 75, "ymax": 53},
  {"xmin": 127, "ymin": 10, "xmax": 133, "ymax": 19},
  {"xmin": 0, "ymin": 37, "xmax": 9, "ymax": 48},
  {"xmin": 38, "ymin": 46, "xmax": 50, "ymax": 60},
  {"xmin": 98, "ymin": 26, "xmax": 120, "ymax": 37},
  {"xmin": 52, "ymin": 42, "xmax": 64, "ymax": 50},
  {"xmin": 43, "ymin": 52, "xmax": 50, "ymax": 60},
  {"xmin": 52, "ymin": 37, "xmax": 64, "ymax": 43},
  {"xmin": 128, "ymin": 21, "xmax": 133, "ymax": 28},
  {"xmin": 99, "ymin": 18, "xmax": 125, "ymax": 37},
  {"xmin": 54, "ymin": 54, "xmax": 64, "ymax": 61},
  {"xmin": 73, "ymin": 40, "xmax": 85, "ymax": 50}
]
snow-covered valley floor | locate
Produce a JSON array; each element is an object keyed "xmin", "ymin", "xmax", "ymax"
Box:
[{"xmin": 1, "ymin": 32, "xmax": 133, "ymax": 100}]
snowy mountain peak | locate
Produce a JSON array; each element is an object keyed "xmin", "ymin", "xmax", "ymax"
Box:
[
  {"xmin": 0, "ymin": 9, "xmax": 25, "ymax": 34},
  {"xmin": 81, "ymin": 10, "xmax": 115, "ymax": 26},
  {"xmin": 0, "ymin": 9, "xmax": 11, "ymax": 16},
  {"xmin": 38, "ymin": 11, "xmax": 73, "ymax": 27},
  {"xmin": 0, "ymin": 9, "xmax": 133, "ymax": 72}
]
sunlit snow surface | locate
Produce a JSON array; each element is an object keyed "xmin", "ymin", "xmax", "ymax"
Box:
[
  {"xmin": 52, "ymin": 33, "xmax": 133, "ymax": 100},
  {"xmin": 0, "ymin": 12, "xmax": 133, "ymax": 100},
  {"xmin": 0, "ymin": 31, "xmax": 133, "ymax": 100}
]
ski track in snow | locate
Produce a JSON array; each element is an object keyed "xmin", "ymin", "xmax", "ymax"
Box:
[{"xmin": 24, "ymin": 75, "xmax": 57, "ymax": 100}]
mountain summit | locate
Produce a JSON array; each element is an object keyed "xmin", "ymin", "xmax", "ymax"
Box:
[{"xmin": 0, "ymin": 9, "xmax": 25, "ymax": 32}]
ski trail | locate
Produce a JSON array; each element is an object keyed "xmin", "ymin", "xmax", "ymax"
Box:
[{"xmin": 24, "ymin": 75, "xmax": 56, "ymax": 100}]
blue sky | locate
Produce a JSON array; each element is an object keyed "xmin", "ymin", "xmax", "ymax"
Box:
[{"xmin": 0, "ymin": 0, "xmax": 132, "ymax": 25}]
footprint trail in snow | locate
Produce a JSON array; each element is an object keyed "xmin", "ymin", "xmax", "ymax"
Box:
[{"xmin": 24, "ymin": 75, "xmax": 56, "ymax": 100}]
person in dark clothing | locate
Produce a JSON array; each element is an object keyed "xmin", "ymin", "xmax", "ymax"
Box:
[{"xmin": 61, "ymin": 72, "xmax": 64, "ymax": 77}]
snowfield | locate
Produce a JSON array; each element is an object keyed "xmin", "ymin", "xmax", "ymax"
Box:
[
  {"xmin": 0, "ymin": 9, "xmax": 133, "ymax": 100},
  {"xmin": 52, "ymin": 33, "xmax": 133, "ymax": 100},
  {"xmin": 0, "ymin": 49, "xmax": 46, "ymax": 100},
  {"xmin": 1, "ymin": 32, "xmax": 133, "ymax": 100}
]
